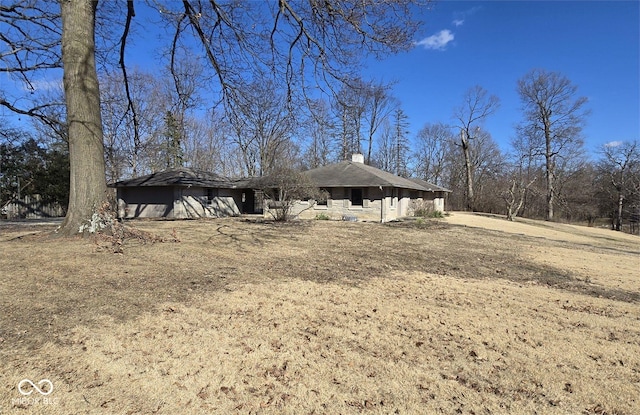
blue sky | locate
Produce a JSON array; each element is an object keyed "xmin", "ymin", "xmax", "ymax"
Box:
[{"xmin": 362, "ymin": 0, "xmax": 639, "ymax": 155}]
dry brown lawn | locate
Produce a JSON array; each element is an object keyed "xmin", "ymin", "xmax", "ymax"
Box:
[{"xmin": 0, "ymin": 212, "xmax": 638, "ymax": 414}]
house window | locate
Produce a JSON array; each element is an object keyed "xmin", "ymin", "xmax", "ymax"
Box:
[{"xmin": 350, "ymin": 188, "xmax": 363, "ymax": 206}]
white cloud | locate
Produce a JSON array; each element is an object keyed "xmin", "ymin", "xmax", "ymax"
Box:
[
  {"xmin": 22, "ymin": 78, "xmax": 63, "ymax": 93},
  {"xmin": 605, "ymin": 141, "xmax": 623, "ymax": 148},
  {"xmin": 452, "ymin": 19, "xmax": 464, "ymax": 27},
  {"xmin": 415, "ymin": 30, "xmax": 454, "ymax": 51}
]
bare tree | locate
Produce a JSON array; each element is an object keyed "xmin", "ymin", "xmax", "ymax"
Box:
[
  {"xmin": 1, "ymin": 0, "xmax": 128, "ymax": 234},
  {"xmin": 166, "ymin": 48, "xmax": 205, "ymax": 162},
  {"xmin": 333, "ymin": 80, "xmax": 367, "ymax": 160},
  {"xmin": 440, "ymin": 127, "xmax": 504, "ymax": 213},
  {"xmin": 29, "ymin": 86, "xmax": 68, "ymax": 146},
  {"xmin": 392, "ymin": 108, "xmax": 410, "ymax": 177},
  {"xmin": 100, "ymin": 72, "xmax": 129, "ymax": 181},
  {"xmin": 502, "ymin": 166, "xmax": 538, "ymax": 221},
  {"xmin": 597, "ymin": 140, "xmax": 639, "ymax": 231},
  {"xmin": 363, "ymin": 81, "xmax": 396, "ymax": 164},
  {"xmin": 440, "ymin": 138, "xmax": 466, "ymax": 210},
  {"xmin": 158, "ymin": 0, "xmax": 422, "ymax": 122},
  {"xmin": 102, "ymin": 68, "xmax": 195, "ymax": 180},
  {"xmin": 413, "ymin": 122, "xmax": 451, "ymax": 186},
  {"xmin": 517, "ymin": 69, "xmax": 589, "ymax": 221},
  {"xmin": 330, "ymin": 78, "xmax": 396, "ymax": 163},
  {"xmin": 554, "ymin": 158, "xmax": 598, "ymax": 223},
  {"xmin": 503, "ymin": 177, "xmax": 535, "ymax": 221},
  {"xmin": 101, "ymin": 60, "xmax": 207, "ymax": 176},
  {"xmin": 182, "ymin": 110, "xmax": 235, "ymax": 174},
  {"xmin": 256, "ymin": 167, "xmax": 325, "ymax": 222},
  {"xmin": 372, "ymin": 120, "xmax": 395, "ymax": 173},
  {"xmin": 303, "ymin": 99, "xmax": 335, "ymax": 169},
  {"xmin": 0, "ymin": 2, "xmax": 68, "ymax": 153},
  {"xmin": 453, "ymin": 85, "xmax": 500, "ymax": 211},
  {"xmin": 178, "ymin": 110, "xmax": 246, "ymax": 177},
  {"xmin": 503, "ymin": 134, "xmax": 540, "ymax": 221},
  {"xmin": 227, "ymin": 78, "xmax": 297, "ymax": 176},
  {"xmin": 467, "ymin": 129, "xmax": 505, "ymax": 213}
]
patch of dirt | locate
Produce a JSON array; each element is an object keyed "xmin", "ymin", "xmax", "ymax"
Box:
[{"xmin": 0, "ymin": 214, "xmax": 638, "ymax": 414}]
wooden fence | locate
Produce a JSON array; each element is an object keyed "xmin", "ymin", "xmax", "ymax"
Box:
[{"xmin": 1, "ymin": 195, "xmax": 65, "ymax": 219}]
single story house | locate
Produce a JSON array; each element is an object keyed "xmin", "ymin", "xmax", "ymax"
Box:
[
  {"xmin": 112, "ymin": 155, "xmax": 449, "ymax": 222},
  {"xmin": 264, "ymin": 154, "xmax": 450, "ymax": 222},
  {"xmin": 111, "ymin": 168, "xmax": 259, "ymax": 219}
]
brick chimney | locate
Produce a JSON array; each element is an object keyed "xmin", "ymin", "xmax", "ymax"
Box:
[{"xmin": 351, "ymin": 153, "xmax": 365, "ymax": 163}]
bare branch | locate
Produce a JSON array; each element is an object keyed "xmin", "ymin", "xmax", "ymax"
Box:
[
  {"xmin": 0, "ymin": 98, "xmax": 65, "ymax": 137},
  {"xmin": 118, "ymin": 0, "xmax": 142, "ymax": 173},
  {"xmin": 0, "ymin": 1, "xmax": 62, "ymax": 78}
]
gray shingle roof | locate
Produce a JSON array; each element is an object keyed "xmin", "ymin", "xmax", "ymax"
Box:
[
  {"xmin": 304, "ymin": 161, "xmax": 450, "ymax": 192},
  {"xmin": 110, "ymin": 164, "xmax": 450, "ymax": 193},
  {"xmin": 407, "ymin": 178, "xmax": 451, "ymax": 192},
  {"xmin": 111, "ymin": 168, "xmax": 249, "ymax": 189}
]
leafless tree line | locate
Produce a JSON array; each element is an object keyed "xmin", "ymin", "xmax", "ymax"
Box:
[
  {"xmin": 1, "ymin": 1, "xmax": 637, "ymax": 234},
  {"xmin": 9, "ymin": 61, "xmax": 638, "ymax": 232}
]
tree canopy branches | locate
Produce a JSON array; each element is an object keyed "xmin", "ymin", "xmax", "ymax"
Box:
[
  {"xmin": 156, "ymin": 0, "xmax": 422, "ymax": 109},
  {"xmin": 517, "ymin": 69, "xmax": 589, "ymax": 221},
  {"xmin": 0, "ymin": 1, "xmax": 62, "ymax": 78}
]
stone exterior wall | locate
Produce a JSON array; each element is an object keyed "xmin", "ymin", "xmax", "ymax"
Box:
[{"xmin": 264, "ymin": 186, "xmax": 447, "ymax": 222}]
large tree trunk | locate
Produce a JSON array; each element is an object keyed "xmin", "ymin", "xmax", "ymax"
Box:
[
  {"xmin": 463, "ymin": 145, "xmax": 474, "ymax": 211},
  {"xmin": 543, "ymin": 113, "xmax": 554, "ymax": 221},
  {"xmin": 505, "ymin": 176, "xmax": 536, "ymax": 221},
  {"xmin": 616, "ymin": 192, "xmax": 624, "ymax": 231},
  {"xmin": 461, "ymin": 130, "xmax": 474, "ymax": 211},
  {"xmin": 366, "ymin": 132, "xmax": 373, "ymax": 165},
  {"xmin": 545, "ymin": 153, "xmax": 554, "ymax": 221},
  {"xmin": 58, "ymin": 0, "xmax": 109, "ymax": 235}
]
